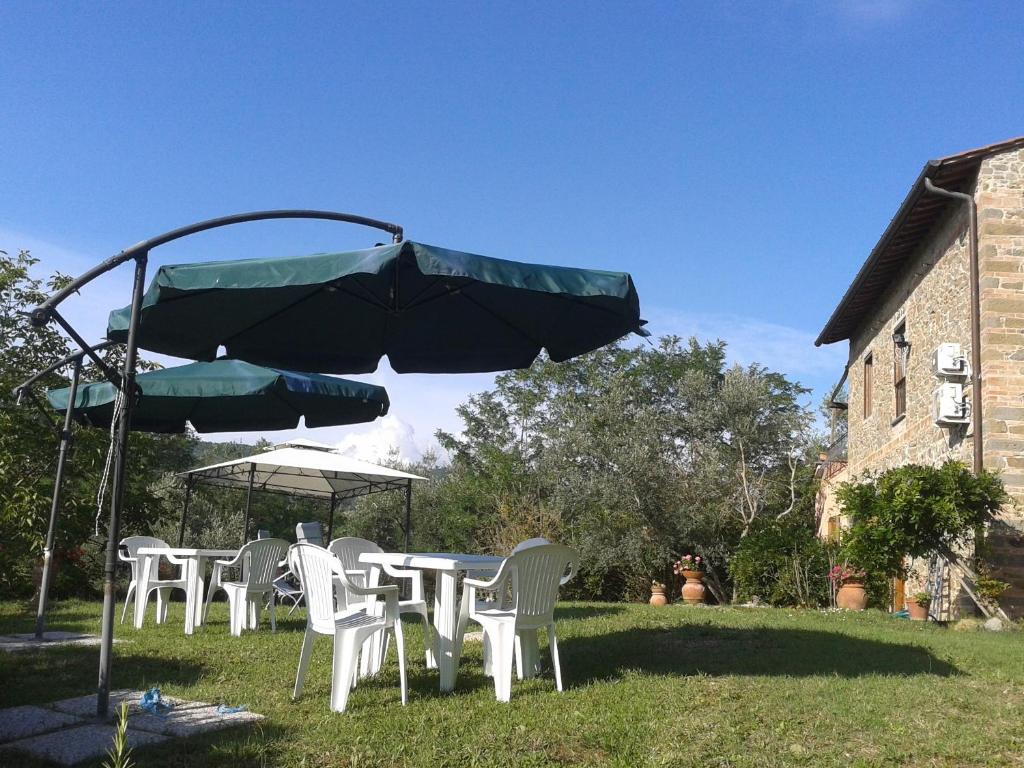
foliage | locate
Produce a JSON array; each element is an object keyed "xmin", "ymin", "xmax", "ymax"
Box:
[
  {"xmin": 974, "ymin": 571, "xmax": 1010, "ymax": 604},
  {"xmin": 101, "ymin": 701, "xmax": 134, "ymax": 768},
  {"xmin": 730, "ymin": 511, "xmax": 835, "ymax": 607},
  {"xmin": 910, "ymin": 591, "xmax": 931, "ymax": 605},
  {"xmin": 0, "ymin": 249, "xmax": 195, "ymax": 597},
  {"xmin": 827, "ymin": 564, "xmax": 866, "ymax": 585},
  {"xmin": 835, "ymin": 461, "xmax": 1008, "ymax": 580},
  {"xmin": 431, "ymin": 336, "xmax": 812, "ymax": 601},
  {"xmin": 672, "ymin": 554, "xmax": 705, "ymax": 575}
]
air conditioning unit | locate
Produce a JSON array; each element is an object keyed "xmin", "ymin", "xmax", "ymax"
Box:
[
  {"xmin": 933, "ymin": 343, "xmax": 969, "ymax": 378},
  {"xmin": 933, "ymin": 382, "xmax": 971, "ymax": 425}
]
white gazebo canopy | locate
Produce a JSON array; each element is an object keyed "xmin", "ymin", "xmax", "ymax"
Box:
[
  {"xmin": 181, "ymin": 443, "xmax": 425, "ymax": 501},
  {"xmin": 177, "ymin": 441, "xmax": 427, "ymax": 546}
]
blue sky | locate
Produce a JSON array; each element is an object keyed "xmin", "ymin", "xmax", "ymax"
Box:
[{"xmin": 2, "ymin": 1, "xmax": 1021, "ymax": 459}]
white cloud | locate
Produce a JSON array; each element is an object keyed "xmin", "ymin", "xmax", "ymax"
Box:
[{"xmin": 332, "ymin": 414, "xmax": 433, "ymax": 464}]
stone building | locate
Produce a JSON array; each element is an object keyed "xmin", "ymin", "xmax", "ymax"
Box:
[{"xmin": 816, "ymin": 137, "xmax": 1024, "ymax": 619}]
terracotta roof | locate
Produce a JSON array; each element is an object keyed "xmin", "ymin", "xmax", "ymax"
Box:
[{"xmin": 815, "ymin": 136, "xmax": 1024, "ymax": 346}]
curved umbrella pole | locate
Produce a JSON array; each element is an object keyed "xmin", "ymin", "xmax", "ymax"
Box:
[{"xmin": 25, "ymin": 210, "xmax": 403, "ymax": 719}]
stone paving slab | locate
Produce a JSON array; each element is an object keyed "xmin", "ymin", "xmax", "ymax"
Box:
[
  {"xmin": 0, "ymin": 632, "xmax": 104, "ymax": 653},
  {"xmin": 0, "ymin": 705, "xmax": 83, "ymax": 743},
  {"xmin": 0, "ymin": 690, "xmax": 264, "ymax": 766},
  {"xmin": 129, "ymin": 700, "xmax": 264, "ymax": 738},
  {"xmin": 1, "ymin": 722, "xmax": 169, "ymax": 765},
  {"xmin": 50, "ymin": 690, "xmax": 151, "ymax": 720}
]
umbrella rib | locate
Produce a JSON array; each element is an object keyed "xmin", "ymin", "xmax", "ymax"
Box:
[
  {"xmin": 456, "ymin": 290, "xmax": 544, "ymax": 349},
  {"xmin": 396, "ymin": 275, "xmax": 449, "ymax": 311},
  {"xmin": 219, "ymin": 282, "xmax": 385, "ymax": 349}
]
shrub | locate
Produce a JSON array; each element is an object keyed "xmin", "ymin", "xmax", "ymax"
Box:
[
  {"xmin": 836, "ymin": 461, "xmax": 1007, "ymax": 580},
  {"xmin": 730, "ymin": 514, "xmax": 834, "ymax": 607}
]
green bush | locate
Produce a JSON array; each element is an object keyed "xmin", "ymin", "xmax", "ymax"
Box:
[
  {"xmin": 730, "ymin": 514, "xmax": 835, "ymax": 607},
  {"xmin": 836, "ymin": 461, "xmax": 1007, "ymax": 580}
]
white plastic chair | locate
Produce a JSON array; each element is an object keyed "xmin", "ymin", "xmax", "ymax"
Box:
[
  {"xmin": 213, "ymin": 538, "xmax": 289, "ymax": 636},
  {"xmin": 289, "ymin": 543, "xmax": 407, "ymax": 713},
  {"xmin": 329, "ymin": 537, "xmax": 438, "ymax": 671},
  {"xmin": 466, "ymin": 537, "xmax": 551, "ymax": 678},
  {"xmin": 458, "ymin": 543, "xmax": 577, "ymax": 702},
  {"xmin": 118, "ymin": 536, "xmax": 188, "ymax": 625}
]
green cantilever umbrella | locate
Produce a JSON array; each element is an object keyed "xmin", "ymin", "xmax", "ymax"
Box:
[
  {"xmin": 46, "ymin": 358, "xmax": 390, "ymax": 433},
  {"xmin": 107, "ymin": 240, "xmax": 647, "ymax": 374}
]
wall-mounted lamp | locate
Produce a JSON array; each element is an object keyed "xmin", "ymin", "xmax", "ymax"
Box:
[{"xmin": 892, "ymin": 330, "xmax": 909, "ymax": 347}]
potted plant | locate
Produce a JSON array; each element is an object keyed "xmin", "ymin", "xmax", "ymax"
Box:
[
  {"xmin": 649, "ymin": 580, "xmax": 668, "ymax": 607},
  {"xmin": 906, "ymin": 591, "xmax": 931, "ymax": 621},
  {"xmin": 829, "ymin": 564, "xmax": 868, "ymax": 611},
  {"xmin": 673, "ymin": 555, "xmax": 706, "ymax": 605}
]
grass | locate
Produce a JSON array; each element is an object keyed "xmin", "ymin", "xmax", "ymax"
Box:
[{"xmin": 1, "ymin": 599, "xmax": 1022, "ymax": 767}]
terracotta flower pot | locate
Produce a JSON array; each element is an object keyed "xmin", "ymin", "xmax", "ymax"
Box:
[
  {"xmin": 836, "ymin": 580, "xmax": 868, "ymax": 611},
  {"xmin": 681, "ymin": 570, "xmax": 706, "ymax": 605},
  {"xmin": 649, "ymin": 585, "xmax": 668, "ymax": 607},
  {"xmin": 907, "ymin": 598, "xmax": 930, "ymax": 621}
]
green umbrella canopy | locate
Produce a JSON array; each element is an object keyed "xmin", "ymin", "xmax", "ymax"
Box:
[
  {"xmin": 46, "ymin": 359, "xmax": 389, "ymax": 433},
  {"xmin": 107, "ymin": 240, "xmax": 646, "ymax": 374}
]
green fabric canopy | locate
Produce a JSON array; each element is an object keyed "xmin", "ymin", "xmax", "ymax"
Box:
[
  {"xmin": 46, "ymin": 359, "xmax": 389, "ymax": 433},
  {"xmin": 107, "ymin": 240, "xmax": 646, "ymax": 374}
]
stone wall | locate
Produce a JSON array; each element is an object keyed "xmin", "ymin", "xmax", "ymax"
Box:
[
  {"xmin": 846, "ymin": 207, "xmax": 973, "ymax": 478},
  {"xmin": 832, "ymin": 145, "xmax": 1024, "ymax": 618},
  {"xmin": 977, "ymin": 147, "xmax": 1024, "ymax": 615}
]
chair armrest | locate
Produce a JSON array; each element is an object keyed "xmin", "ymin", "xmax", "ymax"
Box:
[
  {"xmin": 215, "ymin": 553, "xmax": 245, "ymax": 568},
  {"xmin": 463, "ymin": 558, "xmax": 511, "ymax": 592},
  {"xmin": 347, "ymin": 581, "xmax": 399, "ymax": 599},
  {"xmin": 163, "ymin": 552, "xmax": 190, "ymax": 567}
]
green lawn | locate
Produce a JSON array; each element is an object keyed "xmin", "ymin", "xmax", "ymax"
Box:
[{"xmin": 1, "ymin": 599, "xmax": 1022, "ymax": 767}]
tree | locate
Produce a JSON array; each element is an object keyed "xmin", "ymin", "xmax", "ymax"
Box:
[
  {"xmin": 0, "ymin": 250, "xmax": 194, "ymax": 597},
  {"xmin": 433, "ymin": 335, "xmax": 813, "ymax": 601}
]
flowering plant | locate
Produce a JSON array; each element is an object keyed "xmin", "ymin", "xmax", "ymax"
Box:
[
  {"xmin": 673, "ymin": 554, "xmax": 705, "ymax": 575},
  {"xmin": 828, "ymin": 564, "xmax": 866, "ymax": 585},
  {"xmin": 651, "ymin": 580, "xmax": 666, "ymax": 590}
]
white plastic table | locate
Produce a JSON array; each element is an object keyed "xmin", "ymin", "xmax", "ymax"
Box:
[
  {"xmin": 135, "ymin": 547, "xmax": 237, "ymax": 635},
  {"xmin": 359, "ymin": 552, "xmax": 503, "ymax": 692}
]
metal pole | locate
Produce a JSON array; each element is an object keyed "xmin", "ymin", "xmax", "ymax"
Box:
[
  {"xmin": 96, "ymin": 253, "xmax": 148, "ymax": 719},
  {"xmin": 327, "ymin": 493, "xmax": 337, "ymax": 542},
  {"xmin": 177, "ymin": 477, "xmax": 193, "ymax": 547},
  {"xmin": 923, "ymin": 178, "xmax": 984, "ymax": 475},
  {"xmin": 34, "ymin": 358, "xmax": 82, "ymax": 640},
  {"xmin": 404, "ymin": 481, "xmax": 412, "ymax": 553},
  {"xmin": 241, "ymin": 465, "xmax": 255, "ymax": 546}
]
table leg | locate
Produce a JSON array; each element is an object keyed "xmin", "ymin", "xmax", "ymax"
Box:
[
  {"xmin": 134, "ymin": 556, "xmax": 151, "ymax": 630},
  {"xmin": 192, "ymin": 557, "xmax": 207, "ymax": 629},
  {"xmin": 434, "ymin": 570, "xmax": 461, "ymax": 693},
  {"xmin": 183, "ymin": 558, "xmax": 198, "ymax": 636}
]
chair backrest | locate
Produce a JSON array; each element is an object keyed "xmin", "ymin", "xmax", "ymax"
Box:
[
  {"xmin": 328, "ymin": 538, "xmax": 384, "ymax": 607},
  {"xmin": 506, "ymin": 544, "xmax": 578, "ymax": 626},
  {"xmin": 289, "ymin": 543, "xmax": 338, "ymax": 634},
  {"xmin": 120, "ymin": 536, "xmax": 169, "ymax": 560},
  {"xmin": 512, "ymin": 537, "xmax": 551, "ymax": 554},
  {"xmin": 328, "ymin": 537, "xmax": 383, "ymax": 574},
  {"xmin": 237, "ymin": 538, "xmax": 289, "ymax": 589},
  {"xmin": 120, "ymin": 536, "xmax": 170, "ymax": 581},
  {"xmin": 295, "ymin": 522, "xmax": 325, "ymax": 547}
]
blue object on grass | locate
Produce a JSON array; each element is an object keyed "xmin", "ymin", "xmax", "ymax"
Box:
[
  {"xmin": 892, "ymin": 609, "xmax": 910, "ymax": 619},
  {"xmin": 139, "ymin": 687, "xmax": 175, "ymax": 717},
  {"xmin": 216, "ymin": 704, "xmax": 247, "ymax": 715}
]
